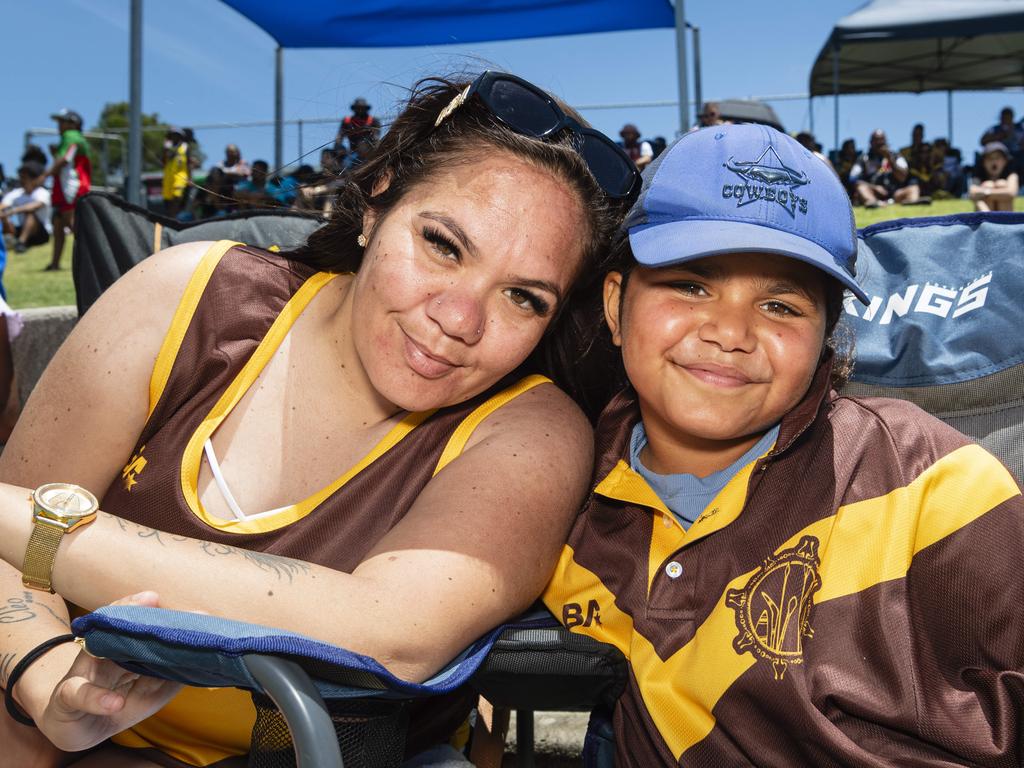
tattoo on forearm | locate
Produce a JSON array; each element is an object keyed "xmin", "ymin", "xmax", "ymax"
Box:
[
  {"xmin": 198, "ymin": 542, "xmax": 311, "ymax": 583},
  {"xmin": 102, "ymin": 511, "xmax": 167, "ymax": 545},
  {"xmin": 0, "ymin": 652, "xmax": 16, "ymax": 687},
  {"xmin": 100, "ymin": 512, "xmax": 311, "ymax": 583},
  {"xmin": 0, "ymin": 594, "xmax": 36, "ymax": 624},
  {"xmin": 36, "ymin": 601, "xmax": 71, "ymax": 629}
]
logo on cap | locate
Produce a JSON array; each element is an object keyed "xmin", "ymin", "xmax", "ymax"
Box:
[{"xmin": 722, "ymin": 145, "xmax": 810, "ymax": 218}]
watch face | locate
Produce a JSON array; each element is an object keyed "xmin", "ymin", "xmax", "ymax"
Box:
[{"xmin": 34, "ymin": 483, "xmax": 99, "ymax": 520}]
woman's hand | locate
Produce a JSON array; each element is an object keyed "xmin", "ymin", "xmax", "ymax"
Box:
[{"xmin": 34, "ymin": 591, "xmax": 182, "ymax": 753}]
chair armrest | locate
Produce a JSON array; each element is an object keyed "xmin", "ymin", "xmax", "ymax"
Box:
[{"xmin": 471, "ymin": 610, "xmax": 627, "ymax": 711}]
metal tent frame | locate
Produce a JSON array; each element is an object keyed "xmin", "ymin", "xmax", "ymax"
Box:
[{"xmin": 123, "ymin": 1, "xmax": 699, "ymax": 204}]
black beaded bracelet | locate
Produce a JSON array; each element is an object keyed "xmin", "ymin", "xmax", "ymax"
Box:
[{"xmin": 3, "ymin": 634, "xmax": 77, "ymax": 727}]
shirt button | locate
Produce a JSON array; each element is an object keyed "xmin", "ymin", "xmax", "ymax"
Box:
[{"xmin": 665, "ymin": 561, "xmax": 683, "ymax": 579}]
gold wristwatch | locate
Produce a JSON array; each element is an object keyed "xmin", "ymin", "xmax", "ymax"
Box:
[{"xmin": 22, "ymin": 483, "xmax": 99, "ymax": 592}]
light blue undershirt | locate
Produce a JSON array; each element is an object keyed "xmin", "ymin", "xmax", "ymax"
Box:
[{"xmin": 629, "ymin": 422, "xmax": 781, "ymax": 530}]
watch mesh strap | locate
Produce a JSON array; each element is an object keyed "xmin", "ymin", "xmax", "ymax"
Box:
[{"xmin": 22, "ymin": 522, "xmax": 64, "ymax": 592}]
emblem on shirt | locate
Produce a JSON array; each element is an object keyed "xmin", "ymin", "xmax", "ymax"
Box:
[
  {"xmin": 722, "ymin": 145, "xmax": 810, "ymax": 218},
  {"xmin": 725, "ymin": 535, "xmax": 821, "ymax": 680},
  {"xmin": 121, "ymin": 445, "xmax": 147, "ymax": 491}
]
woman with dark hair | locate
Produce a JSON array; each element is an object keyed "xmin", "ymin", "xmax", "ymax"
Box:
[{"xmin": 0, "ymin": 72, "xmax": 638, "ymax": 767}]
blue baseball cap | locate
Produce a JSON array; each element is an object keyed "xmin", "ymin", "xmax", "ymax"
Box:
[{"xmin": 624, "ymin": 123, "xmax": 868, "ymax": 304}]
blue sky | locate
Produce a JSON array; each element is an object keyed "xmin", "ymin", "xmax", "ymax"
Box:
[{"xmin": 3, "ymin": 0, "xmax": 1021, "ymax": 177}]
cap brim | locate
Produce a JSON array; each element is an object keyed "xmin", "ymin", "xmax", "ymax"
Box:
[{"xmin": 629, "ymin": 219, "xmax": 870, "ymax": 304}]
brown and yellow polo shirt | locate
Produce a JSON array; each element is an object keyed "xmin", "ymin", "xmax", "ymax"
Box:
[{"xmin": 544, "ymin": 360, "xmax": 1024, "ymax": 767}]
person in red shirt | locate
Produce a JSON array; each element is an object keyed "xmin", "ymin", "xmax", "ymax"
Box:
[
  {"xmin": 45, "ymin": 108, "xmax": 92, "ymax": 271},
  {"xmin": 335, "ymin": 98, "xmax": 380, "ymax": 164}
]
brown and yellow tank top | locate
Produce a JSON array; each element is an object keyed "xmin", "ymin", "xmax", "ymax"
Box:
[{"xmin": 102, "ymin": 241, "xmax": 549, "ymax": 767}]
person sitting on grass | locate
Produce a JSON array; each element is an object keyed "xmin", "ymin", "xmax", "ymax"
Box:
[
  {"xmin": 0, "ymin": 162, "xmax": 52, "ymax": 255},
  {"xmin": 544, "ymin": 124, "xmax": 1024, "ymax": 767},
  {"xmin": 969, "ymin": 141, "xmax": 1019, "ymax": 212},
  {"xmin": 850, "ymin": 129, "xmax": 923, "ymax": 207}
]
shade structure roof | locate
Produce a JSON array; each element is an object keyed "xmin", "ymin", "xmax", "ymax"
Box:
[
  {"xmin": 220, "ymin": 0, "xmax": 676, "ymax": 48},
  {"xmin": 809, "ymin": 0, "xmax": 1024, "ymax": 96}
]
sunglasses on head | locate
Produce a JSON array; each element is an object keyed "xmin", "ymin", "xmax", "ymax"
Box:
[{"xmin": 435, "ymin": 71, "xmax": 642, "ymax": 201}]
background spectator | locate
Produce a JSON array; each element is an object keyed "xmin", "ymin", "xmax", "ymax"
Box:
[
  {"xmin": 835, "ymin": 138, "xmax": 859, "ymax": 189},
  {"xmin": 969, "ymin": 141, "xmax": 1018, "ymax": 211},
  {"xmin": 20, "ymin": 144, "xmax": 48, "ymax": 168},
  {"xmin": 161, "ymin": 126, "xmax": 190, "ymax": 218},
  {"xmin": 899, "ymin": 123, "xmax": 933, "ymax": 190},
  {"xmin": 295, "ymin": 148, "xmax": 346, "ymax": 214},
  {"xmin": 618, "ymin": 123, "xmax": 653, "ymax": 169},
  {"xmin": 928, "ymin": 137, "xmax": 963, "ymax": 198},
  {"xmin": 45, "ymin": 107, "xmax": 91, "ymax": 271},
  {"xmin": 849, "ymin": 129, "xmax": 921, "ymax": 207},
  {"xmin": 795, "ymin": 131, "xmax": 830, "ymax": 166},
  {"xmin": 693, "ymin": 101, "xmax": 726, "ymax": 130},
  {"xmin": 980, "ymin": 106, "xmax": 1024, "ymax": 151},
  {"xmin": 335, "ymin": 97, "xmax": 380, "ymax": 156},
  {"xmin": 234, "ymin": 159, "xmax": 271, "ymax": 208},
  {"xmin": 0, "ymin": 162, "xmax": 52, "ymax": 255},
  {"xmin": 193, "ymin": 167, "xmax": 233, "ymax": 219},
  {"xmin": 216, "ymin": 143, "xmax": 250, "ymax": 182}
]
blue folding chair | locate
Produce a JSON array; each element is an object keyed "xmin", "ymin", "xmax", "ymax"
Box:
[
  {"xmin": 72, "ymin": 606, "xmax": 574, "ymax": 768},
  {"xmin": 840, "ymin": 211, "xmax": 1024, "ymax": 484}
]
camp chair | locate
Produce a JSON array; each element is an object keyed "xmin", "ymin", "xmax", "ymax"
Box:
[
  {"xmin": 64, "ymin": 192, "xmax": 626, "ymax": 767},
  {"xmin": 839, "ymin": 211, "xmax": 1024, "ymax": 485},
  {"xmin": 72, "ymin": 192, "xmax": 323, "ymax": 316}
]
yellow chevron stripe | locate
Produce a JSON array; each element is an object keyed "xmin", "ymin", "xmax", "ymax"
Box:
[
  {"xmin": 149, "ymin": 240, "xmax": 239, "ymax": 418},
  {"xmin": 432, "ymin": 374, "xmax": 552, "ymax": 476},
  {"xmin": 541, "ymin": 544, "xmax": 635, "ymax": 656}
]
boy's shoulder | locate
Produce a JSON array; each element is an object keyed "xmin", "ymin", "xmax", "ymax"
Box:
[{"xmin": 827, "ymin": 392, "xmax": 978, "ymax": 471}]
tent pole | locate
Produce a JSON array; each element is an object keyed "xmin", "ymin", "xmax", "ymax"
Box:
[
  {"xmin": 947, "ymin": 90, "xmax": 953, "ymax": 144},
  {"xmin": 675, "ymin": 0, "xmax": 689, "ymax": 133},
  {"xmin": 809, "ymin": 95, "xmax": 815, "ymax": 136},
  {"xmin": 691, "ymin": 25, "xmax": 702, "ymax": 122},
  {"xmin": 275, "ymin": 46, "xmax": 284, "ymax": 173},
  {"xmin": 832, "ymin": 42, "xmax": 840, "ymax": 153},
  {"xmin": 126, "ymin": 0, "xmax": 143, "ymax": 205}
]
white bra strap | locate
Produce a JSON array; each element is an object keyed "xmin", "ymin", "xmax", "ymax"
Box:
[{"xmin": 203, "ymin": 438, "xmax": 249, "ymax": 521}]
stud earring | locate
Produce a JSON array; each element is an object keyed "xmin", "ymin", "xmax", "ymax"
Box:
[{"xmin": 356, "ymin": 233, "xmax": 367, "ymax": 247}]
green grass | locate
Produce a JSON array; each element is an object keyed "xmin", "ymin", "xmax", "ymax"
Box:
[
  {"xmin": 1, "ymin": 197, "xmax": 1022, "ymax": 310},
  {"xmin": 3, "ymin": 236, "xmax": 76, "ymax": 309},
  {"xmin": 854, "ymin": 196, "xmax": 1024, "ymax": 228}
]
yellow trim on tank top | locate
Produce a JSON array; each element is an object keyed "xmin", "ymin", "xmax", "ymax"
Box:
[
  {"xmin": 432, "ymin": 373, "xmax": 552, "ymax": 476},
  {"xmin": 179, "ymin": 269, "xmax": 441, "ymax": 535},
  {"xmin": 111, "ymin": 685, "xmax": 254, "ymax": 766},
  {"xmin": 149, "ymin": 240, "xmax": 240, "ymax": 419}
]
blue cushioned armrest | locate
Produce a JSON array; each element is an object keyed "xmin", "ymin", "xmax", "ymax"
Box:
[{"xmin": 72, "ymin": 605, "xmax": 556, "ymax": 700}]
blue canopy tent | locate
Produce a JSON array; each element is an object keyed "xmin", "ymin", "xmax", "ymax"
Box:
[
  {"xmin": 808, "ymin": 0, "xmax": 1024, "ymax": 150},
  {"xmin": 124, "ymin": 0, "xmax": 680, "ymax": 203}
]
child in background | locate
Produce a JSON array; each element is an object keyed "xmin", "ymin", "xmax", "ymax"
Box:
[{"xmin": 969, "ymin": 141, "xmax": 1019, "ymax": 211}]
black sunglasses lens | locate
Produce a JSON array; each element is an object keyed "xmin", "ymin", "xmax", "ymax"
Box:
[
  {"xmin": 485, "ymin": 78, "xmax": 563, "ymax": 136},
  {"xmin": 580, "ymin": 135, "xmax": 638, "ymax": 198}
]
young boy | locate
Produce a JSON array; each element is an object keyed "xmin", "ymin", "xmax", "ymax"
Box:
[{"xmin": 544, "ymin": 125, "xmax": 1024, "ymax": 766}]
